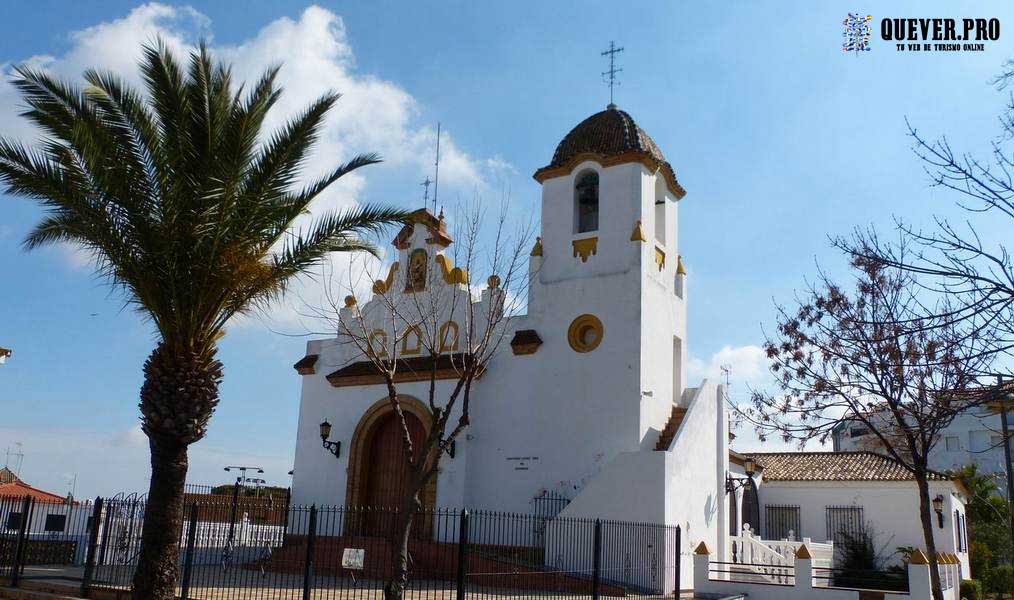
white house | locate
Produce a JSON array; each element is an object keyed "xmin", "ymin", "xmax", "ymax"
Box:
[
  {"xmin": 834, "ymin": 407, "xmax": 1013, "ymax": 482},
  {"xmin": 738, "ymin": 452, "xmax": 970, "ymax": 576},
  {"xmin": 288, "ymin": 104, "xmax": 970, "ymax": 595}
]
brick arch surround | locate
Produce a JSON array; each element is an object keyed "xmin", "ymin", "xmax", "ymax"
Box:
[{"xmin": 344, "ymin": 396, "xmax": 438, "ymax": 509}]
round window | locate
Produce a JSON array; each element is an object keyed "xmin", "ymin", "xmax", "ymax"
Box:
[{"xmin": 567, "ymin": 314, "xmax": 604, "ymax": 353}]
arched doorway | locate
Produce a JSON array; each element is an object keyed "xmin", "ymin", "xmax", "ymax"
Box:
[
  {"xmin": 741, "ymin": 479, "xmax": 760, "ymax": 535},
  {"xmin": 345, "ymin": 397, "xmax": 437, "ymax": 537},
  {"xmin": 729, "ymin": 489, "xmax": 739, "ymax": 535}
]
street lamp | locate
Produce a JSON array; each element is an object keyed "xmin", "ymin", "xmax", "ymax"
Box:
[
  {"xmin": 320, "ymin": 420, "xmax": 341, "ymax": 458},
  {"xmin": 725, "ymin": 457, "xmax": 756, "ymax": 494}
]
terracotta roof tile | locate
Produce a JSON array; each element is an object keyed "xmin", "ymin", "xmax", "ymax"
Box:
[
  {"xmin": 0, "ymin": 481, "xmax": 68, "ymax": 504},
  {"xmin": 745, "ymin": 451, "xmax": 948, "ymax": 483},
  {"xmin": 534, "ymin": 107, "xmax": 685, "ymax": 198}
]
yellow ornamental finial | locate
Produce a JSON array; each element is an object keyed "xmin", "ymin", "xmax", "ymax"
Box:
[
  {"xmin": 344, "ymin": 295, "xmax": 357, "ymax": 308},
  {"xmin": 676, "ymin": 255, "xmax": 686, "ymax": 275},
  {"xmin": 630, "ymin": 220, "xmax": 648, "ymax": 242},
  {"xmin": 487, "ymin": 275, "xmax": 501, "ymax": 289},
  {"xmin": 530, "ymin": 236, "xmax": 543, "ymax": 257},
  {"xmin": 694, "ymin": 541, "xmax": 710, "ymax": 555}
]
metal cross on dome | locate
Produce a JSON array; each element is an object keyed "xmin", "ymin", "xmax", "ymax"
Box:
[{"xmin": 601, "ymin": 41, "xmax": 624, "ymax": 108}]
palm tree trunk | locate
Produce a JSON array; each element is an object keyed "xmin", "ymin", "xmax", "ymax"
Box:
[
  {"xmin": 915, "ymin": 470, "xmax": 944, "ymax": 600},
  {"xmin": 132, "ymin": 435, "xmax": 189, "ymax": 599},
  {"xmin": 132, "ymin": 343, "xmax": 223, "ymax": 599}
]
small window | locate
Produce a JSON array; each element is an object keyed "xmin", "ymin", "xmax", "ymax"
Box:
[
  {"xmin": 44, "ymin": 514, "xmax": 67, "ymax": 533},
  {"xmin": 826, "ymin": 506, "xmax": 864, "ymax": 545},
  {"xmin": 5, "ymin": 512, "xmax": 22, "ymax": 530},
  {"xmin": 368, "ymin": 330, "xmax": 388, "ymax": 358},
  {"xmin": 945, "ymin": 436, "xmax": 960, "ymax": 452},
  {"xmin": 439, "ymin": 321, "xmax": 459, "ymax": 352},
  {"xmin": 764, "ymin": 505, "xmax": 801, "ymax": 540},
  {"xmin": 575, "ymin": 171, "xmax": 599, "ymax": 233},
  {"xmin": 850, "ymin": 426, "xmax": 869, "ymax": 438},
  {"xmin": 401, "ymin": 326, "xmax": 422, "ymax": 356}
]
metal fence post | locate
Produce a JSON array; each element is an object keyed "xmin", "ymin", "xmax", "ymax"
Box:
[
  {"xmin": 80, "ymin": 497, "xmax": 104, "ymax": 597},
  {"xmin": 456, "ymin": 509, "xmax": 470, "ymax": 600},
  {"xmin": 180, "ymin": 502, "xmax": 199, "ymax": 600},
  {"xmin": 228, "ymin": 479, "xmax": 240, "ymax": 545},
  {"xmin": 10, "ymin": 496, "xmax": 33, "ymax": 587},
  {"xmin": 591, "ymin": 519, "xmax": 602, "ymax": 600},
  {"xmin": 673, "ymin": 526, "xmax": 681, "ymax": 598},
  {"xmin": 302, "ymin": 505, "xmax": 318, "ymax": 600}
]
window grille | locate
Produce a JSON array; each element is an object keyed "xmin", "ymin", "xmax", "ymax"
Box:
[{"xmin": 764, "ymin": 505, "xmax": 800, "ymax": 540}]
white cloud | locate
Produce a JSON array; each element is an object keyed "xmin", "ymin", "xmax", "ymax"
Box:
[
  {"xmin": 0, "ymin": 4, "xmax": 513, "ymax": 328},
  {"xmin": 687, "ymin": 345, "xmax": 834, "ymax": 453},
  {"xmin": 686, "ymin": 344, "xmax": 768, "ymax": 389}
]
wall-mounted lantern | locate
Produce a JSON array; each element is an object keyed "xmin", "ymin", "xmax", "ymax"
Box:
[
  {"xmin": 725, "ymin": 457, "xmax": 756, "ymax": 494},
  {"xmin": 932, "ymin": 495, "xmax": 945, "ymax": 528},
  {"xmin": 319, "ymin": 420, "xmax": 341, "ymax": 458}
]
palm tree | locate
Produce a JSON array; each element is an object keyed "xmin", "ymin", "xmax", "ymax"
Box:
[{"xmin": 0, "ymin": 41, "xmax": 411, "ymax": 599}]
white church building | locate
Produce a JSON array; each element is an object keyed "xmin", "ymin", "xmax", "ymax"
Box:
[{"xmin": 289, "ymin": 104, "xmax": 971, "ymax": 593}]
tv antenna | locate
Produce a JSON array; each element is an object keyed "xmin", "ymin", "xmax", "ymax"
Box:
[
  {"xmin": 601, "ymin": 41, "xmax": 624, "ymax": 108},
  {"xmin": 4, "ymin": 443, "xmax": 24, "ymax": 477},
  {"xmin": 432, "ymin": 122, "xmax": 441, "ymax": 214},
  {"xmin": 720, "ymin": 364, "xmax": 732, "ymax": 388}
]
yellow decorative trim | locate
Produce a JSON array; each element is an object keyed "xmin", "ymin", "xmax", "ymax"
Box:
[
  {"xmin": 654, "ymin": 246, "xmax": 665, "ymax": 271},
  {"xmin": 487, "ymin": 275, "xmax": 501, "ymax": 289},
  {"xmin": 344, "ymin": 295, "xmax": 357, "ymax": 308},
  {"xmin": 439, "ymin": 321, "xmax": 459, "ymax": 352},
  {"xmin": 533, "ymin": 151, "xmax": 686, "ymax": 199},
  {"xmin": 694, "ymin": 542, "xmax": 710, "ymax": 555},
  {"xmin": 372, "ymin": 262, "xmax": 400, "ymax": 294},
  {"xmin": 630, "ymin": 220, "xmax": 648, "ymax": 242},
  {"xmin": 368, "ymin": 330, "xmax": 388, "ymax": 358},
  {"xmin": 401, "ymin": 325, "xmax": 422, "ymax": 356},
  {"xmin": 909, "ymin": 549, "xmax": 929, "ymax": 565},
  {"xmin": 572, "ymin": 237, "xmax": 598, "ymax": 262},
  {"xmin": 435, "ymin": 254, "xmax": 469, "ymax": 285},
  {"xmin": 567, "ymin": 314, "xmax": 604, "ymax": 353},
  {"xmin": 530, "ymin": 236, "xmax": 543, "ymax": 257},
  {"xmin": 676, "ymin": 255, "xmax": 686, "ymax": 276}
]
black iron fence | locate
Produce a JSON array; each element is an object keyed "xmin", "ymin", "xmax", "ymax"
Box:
[{"xmin": 0, "ymin": 495, "xmax": 682, "ymax": 600}]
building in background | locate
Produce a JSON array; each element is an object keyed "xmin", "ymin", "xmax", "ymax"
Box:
[{"xmin": 832, "ymin": 407, "xmax": 1012, "ymax": 488}]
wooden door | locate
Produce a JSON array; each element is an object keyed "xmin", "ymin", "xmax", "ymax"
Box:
[{"xmin": 364, "ymin": 412, "xmax": 425, "ymax": 535}]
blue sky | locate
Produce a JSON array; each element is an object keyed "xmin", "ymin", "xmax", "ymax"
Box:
[{"xmin": 2, "ymin": 2, "xmax": 1013, "ymax": 499}]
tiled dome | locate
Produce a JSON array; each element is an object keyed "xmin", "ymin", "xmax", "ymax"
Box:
[{"xmin": 534, "ymin": 106, "xmax": 685, "ymax": 198}]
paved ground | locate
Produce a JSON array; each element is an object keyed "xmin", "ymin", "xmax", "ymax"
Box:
[{"xmin": 12, "ymin": 566, "xmax": 686, "ymax": 600}]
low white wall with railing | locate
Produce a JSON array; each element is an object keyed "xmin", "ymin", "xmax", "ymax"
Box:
[
  {"xmin": 728, "ymin": 524, "xmax": 834, "ymax": 586},
  {"xmin": 696, "ymin": 543, "xmax": 958, "ymax": 600}
]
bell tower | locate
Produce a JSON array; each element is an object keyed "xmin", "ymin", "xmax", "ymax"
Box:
[{"xmin": 528, "ymin": 105, "xmax": 690, "ymax": 447}]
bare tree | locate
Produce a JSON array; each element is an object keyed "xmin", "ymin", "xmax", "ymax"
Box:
[
  {"xmin": 306, "ymin": 197, "xmax": 533, "ymax": 600},
  {"xmin": 741, "ymin": 250, "xmax": 997, "ymax": 600},
  {"xmin": 836, "ymin": 67, "xmax": 1014, "ymax": 565}
]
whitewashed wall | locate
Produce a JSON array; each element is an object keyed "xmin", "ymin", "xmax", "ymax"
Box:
[{"xmin": 757, "ymin": 479, "xmax": 969, "ymax": 575}]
